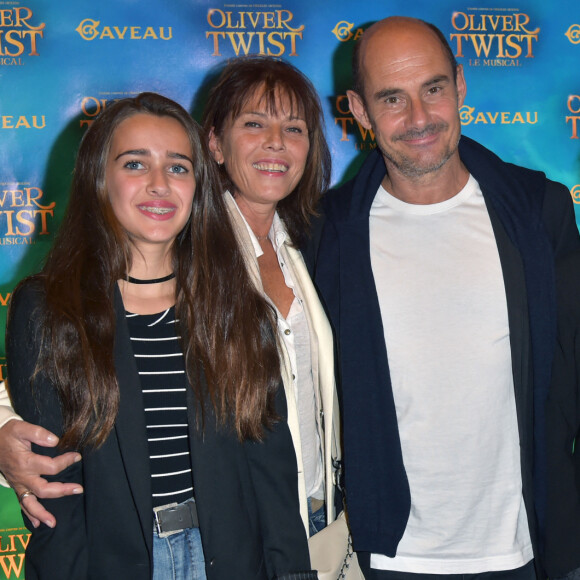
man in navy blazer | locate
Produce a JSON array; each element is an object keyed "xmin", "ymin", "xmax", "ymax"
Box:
[{"xmin": 306, "ymin": 16, "xmax": 580, "ymax": 580}]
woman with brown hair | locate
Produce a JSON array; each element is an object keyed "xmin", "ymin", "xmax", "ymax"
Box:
[
  {"xmin": 5, "ymin": 92, "xmax": 315, "ymax": 580},
  {"xmin": 202, "ymin": 56, "xmax": 340, "ymax": 539}
]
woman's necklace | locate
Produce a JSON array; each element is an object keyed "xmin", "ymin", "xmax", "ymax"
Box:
[{"xmin": 126, "ymin": 273, "xmax": 175, "ymax": 285}]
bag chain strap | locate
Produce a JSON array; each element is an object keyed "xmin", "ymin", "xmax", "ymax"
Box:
[{"xmin": 337, "ymin": 528, "xmax": 355, "ymax": 579}]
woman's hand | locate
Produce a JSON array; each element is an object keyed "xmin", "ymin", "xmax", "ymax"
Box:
[{"xmin": 0, "ymin": 419, "xmax": 83, "ymax": 528}]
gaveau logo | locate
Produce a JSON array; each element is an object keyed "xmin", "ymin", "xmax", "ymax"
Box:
[
  {"xmin": 331, "ymin": 20, "xmax": 364, "ymax": 43},
  {"xmin": 460, "ymin": 105, "xmax": 538, "ymax": 125},
  {"xmin": 1, "ymin": 115, "xmax": 45, "ymax": 129},
  {"xmin": 75, "ymin": 19, "xmax": 172, "ymax": 41},
  {"xmin": 0, "ymin": 6, "xmax": 45, "ymax": 65},
  {"xmin": 565, "ymin": 24, "xmax": 580, "ymax": 44}
]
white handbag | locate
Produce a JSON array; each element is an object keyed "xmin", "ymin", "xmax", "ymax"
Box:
[{"xmin": 308, "ymin": 510, "xmax": 365, "ymax": 580}]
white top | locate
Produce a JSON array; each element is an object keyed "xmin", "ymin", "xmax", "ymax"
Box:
[
  {"xmin": 369, "ymin": 176, "xmax": 533, "ymax": 574},
  {"xmin": 228, "ymin": 194, "xmax": 324, "ymax": 500},
  {"xmin": 0, "ymin": 383, "xmax": 18, "ymax": 431}
]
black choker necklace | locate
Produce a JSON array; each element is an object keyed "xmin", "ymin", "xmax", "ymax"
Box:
[{"xmin": 126, "ymin": 273, "xmax": 175, "ymax": 285}]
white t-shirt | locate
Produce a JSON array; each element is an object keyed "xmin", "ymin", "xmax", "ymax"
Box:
[{"xmin": 369, "ymin": 176, "xmax": 533, "ymax": 574}]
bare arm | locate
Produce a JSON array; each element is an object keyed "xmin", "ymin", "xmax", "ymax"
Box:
[{"xmin": 0, "ymin": 381, "xmax": 83, "ymax": 528}]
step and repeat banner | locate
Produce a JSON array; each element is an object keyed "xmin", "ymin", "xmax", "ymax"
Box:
[{"xmin": 1, "ymin": 0, "xmax": 580, "ymax": 576}]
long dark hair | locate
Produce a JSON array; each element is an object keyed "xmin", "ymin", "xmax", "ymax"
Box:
[
  {"xmin": 17, "ymin": 92, "xmax": 281, "ymax": 448},
  {"xmin": 202, "ymin": 56, "xmax": 332, "ymax": 248}
]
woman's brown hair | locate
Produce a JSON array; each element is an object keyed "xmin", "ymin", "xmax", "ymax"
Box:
[
  {"xmin": 202, "ymin": 56, "xmax": 332, "ymax": 248},
  {"xmin": 16, "ymin": 92, "xmax": 281, "ymax": 448}
]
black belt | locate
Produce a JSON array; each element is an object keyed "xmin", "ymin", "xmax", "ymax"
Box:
[{"xmin": 154, "ymin": 500, "xmax": 199, "ymax": 535}]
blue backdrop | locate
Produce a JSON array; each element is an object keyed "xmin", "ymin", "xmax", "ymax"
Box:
[{"xmin": 1, "ymin": 1, "xmax": 579, "ymax": 577}]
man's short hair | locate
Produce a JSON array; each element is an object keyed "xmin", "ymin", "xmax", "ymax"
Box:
[{"xmin": 351, "ymin": 18, "xmax": 459, "ymax": 103}]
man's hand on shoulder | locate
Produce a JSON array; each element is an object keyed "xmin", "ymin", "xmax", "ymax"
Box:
[{"xmin": 0, "ymin": 418, "xmax": 83, "ymax": 528}]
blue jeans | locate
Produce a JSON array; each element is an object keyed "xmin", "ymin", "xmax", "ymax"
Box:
[
  {"xmin": 152, "ymin": 524, "xmax": 206, "ymax": 580},
  {"xmin": 308, "ymin": 497, "xmax": 327, "ymax": 536}
]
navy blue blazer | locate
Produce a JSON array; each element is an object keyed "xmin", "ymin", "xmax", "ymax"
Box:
[
  {"xmin": 305, "ymin": 135, "xmax": 580, "ymax": 574},
  {"xmin": 545, "ymin": 249, "xmax": 580, "ymax": 577}
]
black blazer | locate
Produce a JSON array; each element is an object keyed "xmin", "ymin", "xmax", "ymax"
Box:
[
  {"xmin": 545, "ymin": 249, "xmax": 580, "ymax": 577},
  {"xmin": 6, "ymin": 282, "xmax": 314, "ymax": 580}
]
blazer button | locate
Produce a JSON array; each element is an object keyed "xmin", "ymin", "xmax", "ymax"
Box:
[{"xmin": 209, "ymin": 558, "xmax": 215, "ymax": 566}]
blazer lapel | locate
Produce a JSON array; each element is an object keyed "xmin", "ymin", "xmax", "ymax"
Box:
[
  {"xmin": 487, "ymin": 204, "xmax": 529, "ymax": 414},
  {"xmin": 285, "ymin": 244, "xmax": 340, "ymax": 520},
  {"xmin": 224, "ymin": 191, "xmax": 263, "ymax": 290},
  {"xmin": 112, "ymin": 288, "xmax": 153, "ymax": 550}
]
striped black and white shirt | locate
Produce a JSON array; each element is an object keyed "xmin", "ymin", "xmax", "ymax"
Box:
[{"xmin": 126, "ymin": 307, "xmax": 193, "ymax": 508}]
